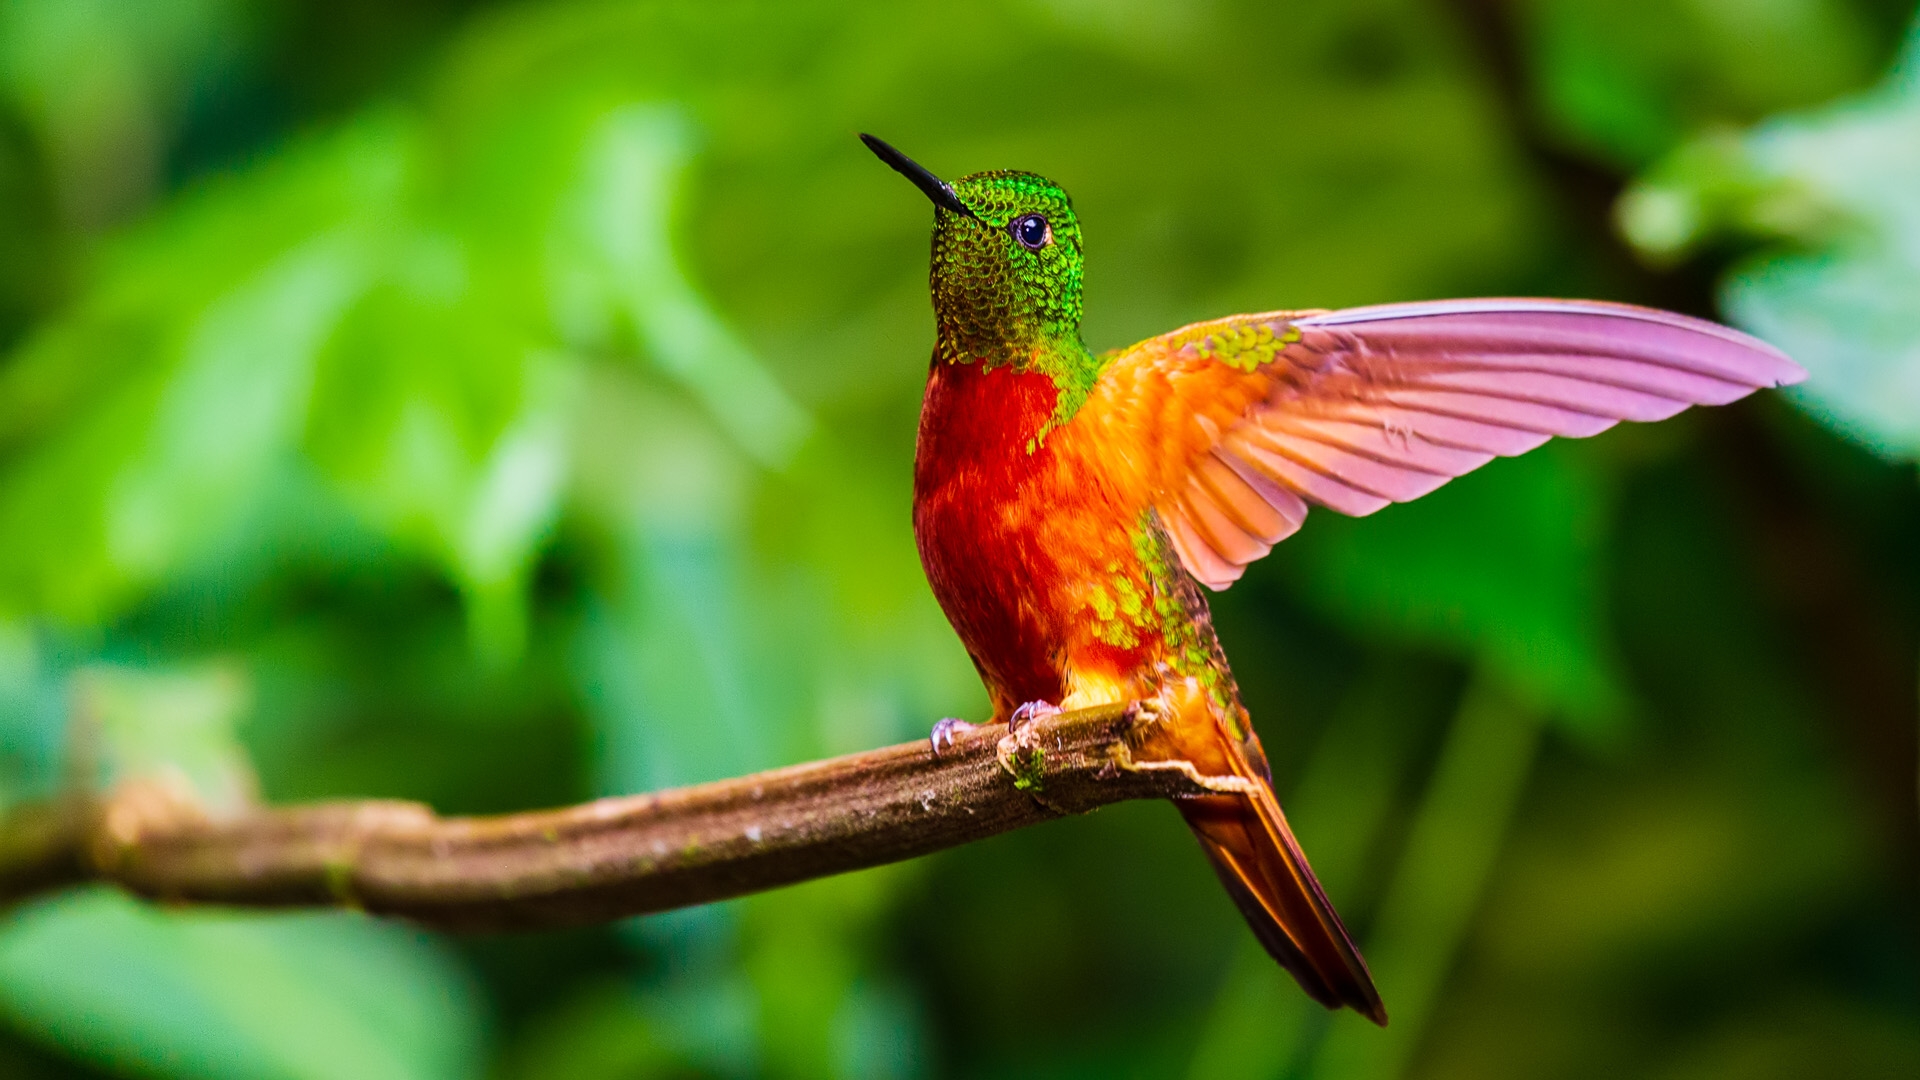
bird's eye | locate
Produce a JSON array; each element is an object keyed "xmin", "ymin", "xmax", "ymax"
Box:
[{"xmin": 1011, "ymin": 214, "xmax": 1050, "ymax": 250}]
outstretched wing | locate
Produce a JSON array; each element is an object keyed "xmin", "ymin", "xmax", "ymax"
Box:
[{"xmin": 1077, "ymin": 298, "xmax": 1806, "ymax": 589}]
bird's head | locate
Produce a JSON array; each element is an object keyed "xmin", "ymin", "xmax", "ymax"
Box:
[{"xmin": 862, "ymin": 135, "xmax": 1084, "ymax": 365}]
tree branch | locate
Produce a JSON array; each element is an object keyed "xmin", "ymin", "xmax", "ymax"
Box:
[{"xmin": 0, "ymin": 703, "xmax": 1230, "ymax": 930}]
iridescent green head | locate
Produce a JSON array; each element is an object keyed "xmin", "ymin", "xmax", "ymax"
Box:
[{"xmin": 862, "ymin": 135, "xmax": 1086, "ymax": 369}]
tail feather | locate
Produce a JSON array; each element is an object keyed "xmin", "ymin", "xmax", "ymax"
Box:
[{"xmin": 1179, "ymin": 785, "xmax": 1386, "ymax": 1025}]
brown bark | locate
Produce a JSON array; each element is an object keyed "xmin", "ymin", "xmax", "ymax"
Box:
[{"xmin": 0, "ymin": 702, "xmax": 1241, "ymax": 930}]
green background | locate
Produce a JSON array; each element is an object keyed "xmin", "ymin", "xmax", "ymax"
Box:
[{"xmin": 0, "ymin": 1, "xmax": 1916, "ymax": 1077}]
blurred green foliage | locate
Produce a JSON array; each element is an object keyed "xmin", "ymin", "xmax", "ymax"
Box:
[
  {"xmin": 0, "ymin": 2, "xmax": 1915, "ymax": 1079},
  {"xmin": 1624, "ymin": 18, "xmax": 1920, "ymax": 462}
]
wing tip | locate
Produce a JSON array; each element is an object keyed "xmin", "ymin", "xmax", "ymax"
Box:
[{"xmin": 1771, "ymin": 362, "xmax": 1811, "ymax": 388}]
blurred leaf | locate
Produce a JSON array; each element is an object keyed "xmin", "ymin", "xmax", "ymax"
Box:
[
  {"xmin": 108, "ymin": 231, "xmax": 369, "ymax": 586},
  {"xmin": 0, "ymin": 0, "xmax": 258, "ymax": 228},
  {"xmin": 0, "ymin": 114, "xmax": 401, "ymax": 624},
  {"xmin": 0, "ymin": 889, "xmax": 483, "ymax": 1080},
  {"xmin": 0, "ymin": 87, "xmax": 808, "ymax": 659},
  {"xmin": 1625, "ymin": 17, "xmax": 1920, "ymax": 460},
  {"xmin": 570, "ymin": 375, "xmax": 766, "ymax": 793},
  {"xmin": 550, "ymin": 103, "xmax": 810, "ymax": 465}
]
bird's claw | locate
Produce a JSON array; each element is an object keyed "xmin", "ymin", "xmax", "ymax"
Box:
[
  {"xmin": 930, "ymin": 717, "xmax": 981, "ymax": 757},
  {"xmin": 932, "ymin": 702, "xmax": 1059, "ymax": 757},
  {"xmin": 1008, "ymin": 700, "xmax": 1062, "ymax": 733},
  {"xmin": 1126, "ymin": 698, "xmax": 1167, "ymax": 727}
]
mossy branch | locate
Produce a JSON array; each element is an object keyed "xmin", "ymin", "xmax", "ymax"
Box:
[{"xmin": 0, "ymin": 703, "xmax": 1237, "ymax": 929}]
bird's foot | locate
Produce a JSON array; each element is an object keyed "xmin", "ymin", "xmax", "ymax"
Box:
[
  {"xmin": 1008, "ymin": 700, "xmax": 1062, "ymax": 734},
  {"xmin": 929, "ymin": 718, "xmax": 981, "ymax": 758},
  {"xmin": 1126, "ymin": 697, "xmax": 1167, "ymax": 728}
]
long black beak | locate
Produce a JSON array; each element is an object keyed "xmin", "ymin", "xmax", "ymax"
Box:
[{"xmin": 860, "ymin": 134, "xmax": 979, "ymax": 221}]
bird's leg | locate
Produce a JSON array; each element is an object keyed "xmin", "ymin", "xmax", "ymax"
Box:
[
  {"xmin": 1125, "ymin": 697, "xmax": 1166, "ymax": 729},
  {"xmin": 931, "ymin": 700, "xmax": 1059, "ymax": 757},
  {"xmin": 1008, "ymin": 700, "xmax": 1062, "ymax": 733},
  {"xmin": 929, "ymin": 718, "xmax": 982, "ymax": 757}
]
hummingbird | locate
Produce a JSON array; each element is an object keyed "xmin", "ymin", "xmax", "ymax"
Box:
[{"xmin": 861, "ymin": 134, "xmax": 1804, "ymax": 1024}]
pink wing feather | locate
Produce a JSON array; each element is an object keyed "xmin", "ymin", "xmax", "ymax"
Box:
[{"xmin": 1092, "ymin": 299, "xmax": 1806, "ymax": 589}]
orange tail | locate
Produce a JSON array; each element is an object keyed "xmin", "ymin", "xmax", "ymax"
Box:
[{"xmin": 1179, "ymin": 743, "xmax": 1387, "ymax": 1025}]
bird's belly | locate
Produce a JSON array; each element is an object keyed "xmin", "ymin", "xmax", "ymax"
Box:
[
  {"xmin": 914, "ymin": 477, "xmax": 1071, "ymax": 714},
  {"xmin": 912, "ymin": 361, "xmax": 1166, "ymax": 718},
  {"xmin": 915, "ymin": 468, "xmax": 1168, "ymax": 718}
]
